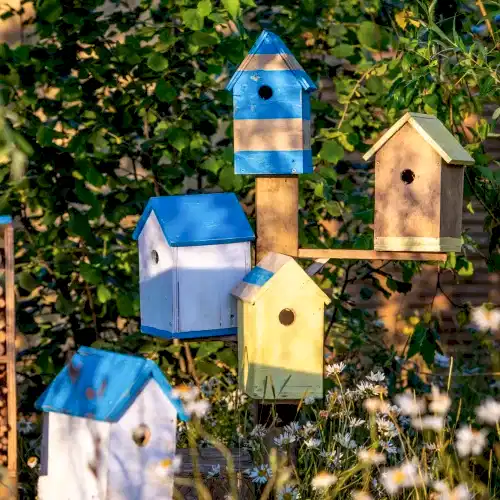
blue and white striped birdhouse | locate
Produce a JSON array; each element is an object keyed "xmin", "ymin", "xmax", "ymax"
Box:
[{"xmin": 226, "ymin": 30, "xmax": 317, "ymax": 175}]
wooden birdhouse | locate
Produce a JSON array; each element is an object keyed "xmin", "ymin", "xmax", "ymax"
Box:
[
  {"xmin": 35, "ymin": 347, "xmax": 188, "ymax": 500},
  {"xmin": 133, "ymin": 193, "xmax": 254, "ymax": 340},
  {"xmin": 363, "ymin": 112, "xmax": 474, "ymax": 253},
  {"xmin": 232, "ymin": 252, "xmax": 330, "ymax": 401},
  {"xmin": 226, "ymin": 30, "xmax": 317, "ymax": 175}
]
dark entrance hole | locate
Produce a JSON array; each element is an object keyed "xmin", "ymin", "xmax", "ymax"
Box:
[
  {"xmin": 401, "ymin": 169, "xmax": 415, "ymax": 185},
  {"xmin": 258, "ymin": 85, "xmax": 273, "ymax": 100}
]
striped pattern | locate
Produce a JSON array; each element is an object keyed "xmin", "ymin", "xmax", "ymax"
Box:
[{"xmin": 226, "ymin": 30, "xmax": 315, "ymax": 175}]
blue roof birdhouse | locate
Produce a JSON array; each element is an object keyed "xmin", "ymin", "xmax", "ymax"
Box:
[
  {"xmin": 133, "ymin": 193, "xmax": 254, "ymax": 340},
  {"xmin": 226, "ymin": 30, "xmax": 316, "ymax": 175}
]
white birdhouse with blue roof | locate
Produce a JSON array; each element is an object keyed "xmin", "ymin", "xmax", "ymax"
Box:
[
  {"xmin": 133, "ymin": 192, "xmax": 254, "ymax": 340},
  {"xmin": 226, "ymin": 30, "xmax": 316, "ymax": 175},
  {"xmin": 35, "ymin": 347, "xmax": 188, "ymax": 500}
]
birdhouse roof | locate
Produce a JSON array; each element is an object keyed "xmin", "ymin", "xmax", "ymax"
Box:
[
  {"xmin": 232, "ymin": 252, "xmax": 330, "ymax": 305},
  {"xmin": 0, "ymin": 215, "xmax": 12, "ymax": 225},
  {"xmin": 225, "ymin": 30, "xmax": 317, "ymax": 93},
  {"xmin": 35, "ymin": 347, "xmax": 189, "ymax": 422},
  {"xmin": 362, "ymin": 112, "xmax": 474, "ymax": 165},
  {"xmin": 132, "ymin": 193, "xmax": 255, "ymax": 247}
]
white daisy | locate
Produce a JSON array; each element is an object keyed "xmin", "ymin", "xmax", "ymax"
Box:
[
  {"xmin": 245, "ymin": 464, "xmax": 272, "ymax": 484},
  {"xmin": 352, "ymin": 491, "xmax": 374, "ymax": 500},
  {"xmin": 376, "ymin": 417, "xmax": 398, "ymax": 438},
  {"xmin": 333, "ymin": 432, "xmax": 357, "ymax": 449},
  {"xmin": 381, "ymin": 460, "xmax": 426, "ymax": 494},
  {"xmin": 379, "ymin": 440, "xmax": 399, "ymax": 455},
  {"xmin": 429, "ymin": 386, "xmax": 451, "ymax": 415},
  {"xmin": 149, "ymin": 455, "xmax": 182, "ymax": 482},
  {"xmin": 184, "ymin": 399, "xmax": 210, "ymax": 418},
  {"xmin": 250, "ymin": 424, "xmax": 267, "ymax": 439},
  {"xmin": 349, "ymin": 417, "xmax": 366, "ymax": 428},
  {"xmin": 207, "ymin": 464, "xmax": 221, "ymax": 478},
  {"xmin": 356, "ymin": 381, "xmax": 377, "ymax": 396},
  {"xmin": 284, "ymin": 421, "xmax": 301, "ymax": 435},
  {"xmin": 325, "ymin": 362, "xmax": 346, "ymax": 377},
  {"xmin": 412, "ymin": 415, "xmax": 445, "ymax": 431},
  {"xmin": 304, "ymin": 394, "xmax": 315, "ymax": 405},
  {"xmin": 433, "ymin": 481, "xmax": 471, "ymax": 500},
  {"xmin": 471, "ymin": 305, "xmax": 500, "ymax": 332},
  {"xmin": 277, "ymin": 485, "xmax": 300, "ymax": 500},
  {"xmin": 357, "ymin": 448, "xmax": 386, "ymax": 465},
  {"xmin": 311, "ymin": 471, "xmax": 338, "ymax": 490},
  {"xmin": 320, "ymin": 449, "xmax": 343, "ymax": 465},
  {"xmin": 364, "ymin": 398, "xmax": 390, "ymax": 414},
  {"xmin": 476, "ymin": 398, "xmax": 500, "ymax": 426},
  {"xmin": 455, "ymin": 426, "xmax": 488, "ymax": 457},
  {"xmin": 366, "ymin": 370, "xmax": 385, "ymax": 383},
  {"xmin": 171, "ymin": 384, "xmax": 200, "ymax": 402},
  {"xmin": 301, "ymin": 421, "xmax": 317, "ymax": 436},
  {"xmin": 274, "ymin": 432, "xmax": 296, "ymax": 447},
  {"xmin": 394, "ymin": 392, "xmax": 426, "ymax": 417},
  {"xmin": 304, "ymin": 437, "xmax": 322, "ymax": 449}
]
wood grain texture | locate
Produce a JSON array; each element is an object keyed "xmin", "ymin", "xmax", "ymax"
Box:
[
  {"xmin": 176, "ymin": 447, "xmax": 253, "ymax": 475},
  {"xmin": 256, "ymin": 176, "xmax": 298, "ymax": 261},
  {"xmin": 440, "ymin": 164, "xmax": 465, "ymax": 238},
  {"xmin": 374, "ymin": 237, "xmax": 461, "ymax": 252},
  {"xmin": 4, "ymin": 224, "xmax": 16, "ymax": 495},
  {"xmin": 234, "ymin": 118, "xmax": 306, "ymax": 152},
  {"xmin": 374, "ymin": 123, "xmax": 442, "ymax": 244},
  {"xmin": 298, "ymin": 248, "xmax": 448, "ymax": 262}
]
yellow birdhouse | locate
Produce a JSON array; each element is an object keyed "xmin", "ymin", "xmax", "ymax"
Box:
[
  {"xmin": 363, "ymin": 112, "xmax": 474, "ymax": 253},
  {"xmin": 231, "ymin": 252, "xmax": 330, "ymax": 401}
]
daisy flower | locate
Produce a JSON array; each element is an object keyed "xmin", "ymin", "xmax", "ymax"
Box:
[
  {"xmin": 349, "ymin": 417, "xmax": 366, "ymax": 428},
  {"xmin": 184, "ymin": 399, "xmax": 211, "ymax": 418},
  {"xmin": 245, "ymin": 464, "xmax": 272, "ymax": 484},
  {"xmin": 429, "ymin": 386, "xmax": 451, "ymax": 415},
  {"xmin": 357, "ymin": 448, "xmax": 386, "ymax": 466},
  {"xmin": 471, "ymin": 305, "xmax": 500, "ymax": 332},
  {"xmin": 301, "ymin": 421, "xmax": 317, "ymax": 436},
  {"xmin": 412, "ymin": 415, "xmax": 445, "ymax": 431},
  {"xmin": 455, "ymin": 426, "xmax": 488, "ymax": 457},
  {"xmin": 394, "ymin": 392, "xmax": 426, "ymax": 417},
  {"xmin": 304, "ymin": 394, "xmax": 315, "ymax": 405},
  {"xmin": 476, "ymin": 398, "xmax": 500, "ymax": 425},
  {"xmin": 277, "ymin": 485, "xmax": 300, "ymax": 500},
  {"xmin": 356, "ymin": 381, "xmax": 377, "ymax": 396},
  {"xmin": 171, "ymin": 384, "xmax": 200, "ymax": 402},
  {"xmin": 333, "ymin": 432, "xmax": 357, "ymax": 449},
  {"xmin": 381, "ymin": 460, "xmax": 426, "ymax": 494},
  {"xmin": 284, "ymin": 421, "xmax": 301, "ymax": 435},
  {"xmin": 325, "ymin": 362, "xmax": 346, "ymax": 377},
  {"xmin": 304, "ymin": 437, "xmax": 322, "ymax": 449},
  {"xmin": 149, "ymin": 455, "xmax": 182, "ymax": 482},
  {"xmin": 311, "ymin": 471, "xmax": 338, "ymax": 490},
  {"xmin": 352, "ymin": 491, "xmax": 374, "ymax": 500},
  {"xmin": 27, "ymin": 456, "xmax": 38, "ymax": 468},
  {"xmin": 433, "ymin": 481, "xmax": 471, "ymax": 500},
  {"xmin": 274, "ymin": 432, "xmax": 296, "ymax": 447},
  {"xmin": 366, "ymin": 370, "xmax": 385, "ymax": 383},
  {"xmin": 250, "ymin": 424, "xmax": 267, "ymax": 439}
]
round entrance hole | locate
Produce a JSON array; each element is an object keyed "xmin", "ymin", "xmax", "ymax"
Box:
[
  {"xmin": 151, "ymin": 249, "xmax": 159, "ymax": 264},
  {"xmin": 401, "ymin": 169, "xmax": 415, "ymax": 185},
  {"xmin": 132, "ymin": 424, "xmax": 151, "ymax": 447},
  {"xmin": 279, "ymin": 308, "xmax": 295, "ymax": 326},
  {"xmin": 258, "ymin": 85, "xmax": 273, "ymax": 100}
]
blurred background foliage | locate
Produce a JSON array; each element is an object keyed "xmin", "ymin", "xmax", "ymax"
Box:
[{"xmin": 0, "ymin": 0, "xmax": 499, "ymax": 494}]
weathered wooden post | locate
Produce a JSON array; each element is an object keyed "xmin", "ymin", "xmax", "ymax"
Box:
[{"xmin": 0, "ymin": 216, "xmax": 17, "ymax": 498}]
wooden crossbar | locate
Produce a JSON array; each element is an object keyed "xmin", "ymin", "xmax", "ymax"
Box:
[{"xmin": 297, "ymin": 248, "xmax": 448, "ymax": 262}]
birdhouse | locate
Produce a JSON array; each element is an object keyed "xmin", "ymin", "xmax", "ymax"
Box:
[
  {"xmin": 232, "ymin": 252, "xmax": 330, "ymax": 400},
  {"xmin": 226, "ymin": 30, "xmax": 317, "ymax": 175},
  {"xmin": 363, "ymin": 112, "xmax": 474, "ymax": 253},
  {"xmin": 35, "ymin": 347, "xmax": 188, "ymax": 500},
  {"xmin": 133, "ymin": 193, "xmax": 255, "ymax": 340}
]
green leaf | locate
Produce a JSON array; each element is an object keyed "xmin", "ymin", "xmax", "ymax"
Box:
[
  {"xmin": 331, "ymin": 44, "xmax": 354, "ymax": 58},
  {"xmin": 222, "ymin": 0, "xmax": 240, "ymax": 18},
  {"xmin": 493, "ymin": 107, "xmax": 500, "ymax": 121},
  {"xmin": 183, "ymin": 9, "xmax": 204, "ymax": 30},
  {"xmin": 147, "ymin": 52, "xmax": 169, "ymax": 72},
  {"xmin": 80, "ymin": 262, "xmax": 102, "ymax": 285},
  {"xmin": 319, "ymin": 141, "xmax": 344, "ymax": 164},
  {"xmin": 18, "ymin": 272, "xmax": 38, "ymax": 291},
  {"xmin": 36, "ymin": 126, "xmax": 54, "ymax": 146},
  {"xmin": 457, "ymin": 260, "xmax": 474, "ymax": 277},
  {"xmin": 314, "ymin": 182, "xmax": 324, "ymax": 198},
  {"xmin": 116, "ymin": 294, "xmax": 135, "ymax": 317},
  {"xmin": 217, "ymin": 347, "xmax": 237, "ymax": 366},
  {"xmin": 168, "ymin": 129, "xmax": 190, "ymax": 152},
  {"xmin": 219, "ymin": 165, "xmax": 243, "ymax": 191},
  {"xmin": 69, "ymin": 212, "xmax": 95, "ymax": 243},
  {"xmin": 195, "ymin": 359, "xmax": 223, "ymax": 376},
  {"xmin": 197, "ymin": 0, "xmax": 212, "ymax": 17},
  {"xmin": 190, "ymin": 32, "xmax": 219, "ymax": 48},
  {"xmin": 97, "ymin": 284, "xmax": 112, "ymax": 303},
  {"xmin": 196, "ymin": 341, "xmax": 224, "ymax": 359},
  {"xmin": 477, "ymin": 166, "xmax": 494, "ymax": 181},
  {"xmin": 37, "ymin": 0, "xmax": 62, "ymax": 23},
  {"xmin": 155, "ymin": 80, "xmax": 176, "ymax": 103},
  {"xmin": 201, "ymin": 157, "xmax": 222, "ymax": 174},
  {"xmin": 357, "ymin": 21, "xmax": 389, "ymax": 50}
]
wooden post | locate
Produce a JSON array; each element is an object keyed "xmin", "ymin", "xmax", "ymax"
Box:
[
  {"xmin": 0, "ymin": 221, "xmax": 17, "ymax": 498},
  {"xmin": 255, "ymin": 176, "xmax": 299, "ymax": 262}
]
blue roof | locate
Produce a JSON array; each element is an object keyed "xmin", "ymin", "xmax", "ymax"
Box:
[
  {"xmin": 35, "ymin": 347, "xmax": 189, "ymax": 422},
  {"xmin": 226, "ymin": 30, "xmax": 316, "ymax": 93},
  {"xmin": 132, "ymin": 193, "xmax": 255, "ymax": 247},
  {"xmin": 0, "ymin": 216, "xmax": 12, "ymax": 225}
]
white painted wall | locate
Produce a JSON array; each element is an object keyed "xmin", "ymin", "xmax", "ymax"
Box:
[
  {"xmin": 177, "ymin": 242, "xmax": 251, "ymax": 333},
  {"xmin": 106, "ymin": 380, "xmax": 178, "ymax": 500},
  {"xmin": 138, "ymin": 212, "xmax": 176, "ymax": 332},
  {"xmin": 38, "ymin": 413, "xmax": 111, "ymax": 500}
]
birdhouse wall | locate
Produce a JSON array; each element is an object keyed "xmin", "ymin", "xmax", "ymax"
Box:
[
  {"xmin": 107, "ymin": 380, "xmax": 178, "ymax": 499},
  {"xmin": 439, "ymin": 163, "xmax": 465, "ymax": 241},
  {"xmin": 374, "ymin": 123, "xmax": 443, "ymax": 251},
  {"xmin": 238, "ymin": 265, "xmax": 324, "ymax": 400},
  {"xmin": 38, "ymin": 413, "xmax": 111, "ymax": 500},
  {"xmin": 175, "ymin": 242, "xmax": 251, "ymax": 336},
  {"xmin": 139, "ymin": 212, "xmax": 251, "ymax": 339},
  {"xmin": 138, "ymin": 211, "xmax": 176, "ymax": 334},
  {"xmin": 232, "ymin": 72, "xmax": 312, "ymax": 174}
]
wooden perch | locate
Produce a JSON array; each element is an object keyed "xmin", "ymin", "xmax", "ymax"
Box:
[{"xmin": 298, "ymin": 248, "xmax": 448, "ymax": 262}]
